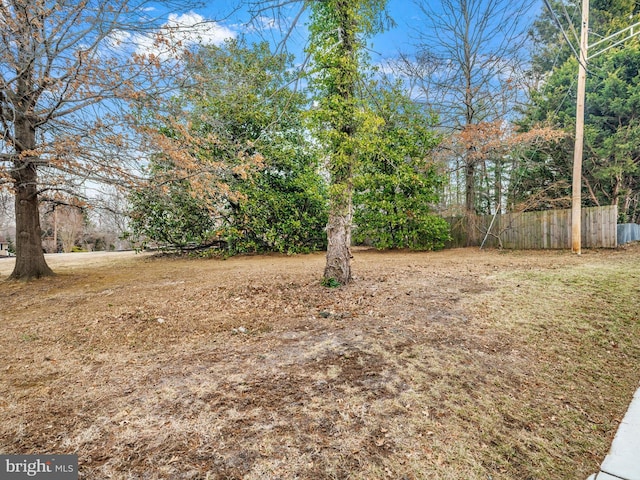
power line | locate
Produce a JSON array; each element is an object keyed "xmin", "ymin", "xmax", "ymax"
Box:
[
  {"xmin": 541, "ymin": 0, "xmax": 587, "ymax": 70},
  {"xmin": 560, "ymin": 0, "xmax": 580, "ymax": 45}
]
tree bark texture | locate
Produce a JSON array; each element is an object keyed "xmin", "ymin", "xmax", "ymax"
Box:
[
  {"xmin": 9, "ymin": 116, "xmax": 53, "ymax": 280},
  {"xmin": 324, "ymin": 194, "xmax": 353, "ymax": 285}
]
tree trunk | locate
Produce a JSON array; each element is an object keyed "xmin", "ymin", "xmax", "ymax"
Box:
[
  {"xmin": 465, "ymin": 159, "xmax": 479, "ymax": 246},
  {"xmin": 9, "ymin": 115, "xmax": 53, "ymax": 280},
  {"xmin": 10, "ymin": 164, "xmax": 53, "ymax": 280},
  {"xmin": 494, "ymin": 158, "xmax": 503, "ymax": 215},
  {"xmin": 321, "ymin": 2, "xmax": 358, "ymax": 286},
  {"xmin": 324, "ymin": 191, "xmax": 353, "ymax": 285}
]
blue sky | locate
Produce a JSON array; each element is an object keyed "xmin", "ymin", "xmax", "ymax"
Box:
[
  {"xmin": 369, "ymin": 0, "xmax": 545, "ymax": 62},
  {"xmin": 149, "ymin": 1, "xmax": 546, "ymax": 66},
  {"xmin": 228, "ymin": 1, "xmax": 450, "ymax": 58}
]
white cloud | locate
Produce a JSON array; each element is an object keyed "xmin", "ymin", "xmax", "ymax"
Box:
[
  {"xmin": 106, "ymin": 29, "xmax": 132, "ymax": 49},
  {"xmin": 125, "ymin": 11, "xmax": 236, "ymax": 59},
  {"xmin": 164, "ymin": 12, "xmax": 235, "ymax": 46}
]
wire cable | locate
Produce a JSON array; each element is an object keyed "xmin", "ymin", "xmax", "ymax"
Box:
[
  {"xmin": 542, "ymin": 0, "xmax": 587, "ymax": 70},
  {"xmin": 561, "ymin": 0, "xmax": 581, "ymax": 45}
]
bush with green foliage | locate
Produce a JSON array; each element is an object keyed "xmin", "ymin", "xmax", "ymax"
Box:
[
  {"xmin": 128, "ymin": 165, "xmax": 218, "ymax": 251},
  {"xmin": 224, "ymin": 163, "xmax": 328, "ymax": 254},
  {"xmin": 129, "ymin": 39, "xmax": 327, "ymax": 254},
  {"xmin": 353, "ymin": 83, "xmax": 450, "ymax": 250}
]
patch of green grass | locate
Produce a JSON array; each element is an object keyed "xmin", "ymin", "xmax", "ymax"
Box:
[
  {"xmin": 321, "ymin": 277, "xmax": 341, "ymax": 288},
  {"xmin": 469, "ymin": 260, "xmax": 640, "ymax": 478},
  {"xmin": 20, "ymin": 332, "xmax": 39, "ymax": 342}
]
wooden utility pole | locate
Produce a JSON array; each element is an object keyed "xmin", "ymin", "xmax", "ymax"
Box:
[{"xmin": 572, "ymin": 0, "xmax": 589, "ymax": 255}]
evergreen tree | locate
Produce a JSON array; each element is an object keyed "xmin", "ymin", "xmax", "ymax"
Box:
[
  {"xmin": 130, "ymin": 40, "xmax": 328, "ymax": 253},
  {"xmin": 353, "ymin": 82, "xmax": 449, "ymax": 250},
  {"xmin": 129, "ymin": 158, "xmax": 217, "ymax": 250},
  {"xmin": 517, "ymin": 0, "xmax": 640, "ymax": 221}
]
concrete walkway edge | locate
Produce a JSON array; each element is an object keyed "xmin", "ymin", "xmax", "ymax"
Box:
[{"xmin": 588, "ymin": 386, "xmax": 640, "ymax": 480}]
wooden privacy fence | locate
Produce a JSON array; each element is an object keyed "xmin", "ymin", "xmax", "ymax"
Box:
[{"xmin": 446, "ymin": 205, "xmax": 618, "ymax": 249}]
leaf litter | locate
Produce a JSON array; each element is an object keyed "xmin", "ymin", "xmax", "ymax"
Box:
[{"xmin": 1, "ymin": 245, "xmax": 639, "ymax": 479}]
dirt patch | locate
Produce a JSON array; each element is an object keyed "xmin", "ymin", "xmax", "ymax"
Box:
[{"xmin": 1, "ymin": 246, "xmax": 639, "ymax": 479}]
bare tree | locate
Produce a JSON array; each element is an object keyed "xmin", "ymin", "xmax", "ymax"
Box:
[
  {"xmin": 58, "ymin": 206, "xmax": 85, "ymax": 253},
  {"xmin": 42, "ymin": 203, "xmax": 85, "ymax": 253},
  {"xmin": 400, "ymin": 0, "xmax": 536, "ymax": 241},
  {"xmin": 90, "ymin": 186, "xmax": 132, "ymax": 250},
  {"xmin": 0, "ymin": 0, "xmax": 231, "ymax": 279}
]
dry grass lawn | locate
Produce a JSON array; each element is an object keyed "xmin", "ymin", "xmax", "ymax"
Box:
[{"xmin": 1, "ymin": 246, "xmax": 639, "ymax": 479}]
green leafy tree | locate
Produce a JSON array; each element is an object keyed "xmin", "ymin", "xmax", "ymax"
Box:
[
  {"xmin": 131, "ymin": 39, "xmax": 328, "ymax": 253},
  {"xmin": 229, "ymin": 161, "xmax": 328, "ymax": 254},
  {"xmin": 306, "ymin": 0, "xmax": 390, "ymax": 285},
  {"xmin": 530, "ymin": 0, "xmax": 640, "ymax": 74},
  {"xmin": 518, "ymin": 1, "xmax": 640, "ymax": 221},
  {"xmin": 128, "ymin": 159, "xmax": 217, "ymax": 250},
  {"xmin": 189, "ymin": 40, "xmax": 328, "ymax": 254},
  {"xmin": 353, "ymin": 82, "xmax": 449, "ymax": 250}
]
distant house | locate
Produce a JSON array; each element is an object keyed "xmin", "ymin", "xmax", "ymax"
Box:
[{"xmin": 0, "ymin": 238, "xmax": 10, "ymax": 257}]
